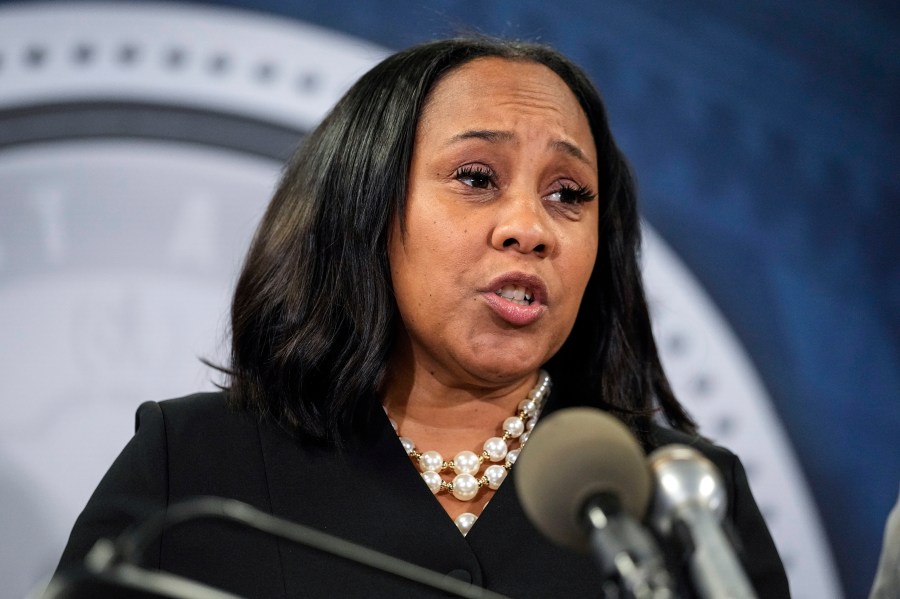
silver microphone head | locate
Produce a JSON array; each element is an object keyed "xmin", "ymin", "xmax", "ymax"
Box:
[{"xmin": 647, "ymin": 444, "xmax": 726, "ymax": 535}]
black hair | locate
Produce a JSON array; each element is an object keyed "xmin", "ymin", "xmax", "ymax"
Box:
[{"xmin": 225, "ymin": 37, "xmax": 696, "ymax": 445}]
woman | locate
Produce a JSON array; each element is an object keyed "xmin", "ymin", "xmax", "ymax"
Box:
[{"xmin": 56, "ymin": 38, "xmax": 790, "ymax": 597}]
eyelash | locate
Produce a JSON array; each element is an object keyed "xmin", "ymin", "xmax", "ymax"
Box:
[
  {"xmin": 551, "ymin": 183, "xmax": 596, "ymax": 204},
  {"xmin": 454, "ymin": 166, "xmax": 596, "ymax": 204},
  {"xmin": 455, "ymin": 165, "xmax": 495, "ymax": 190}
]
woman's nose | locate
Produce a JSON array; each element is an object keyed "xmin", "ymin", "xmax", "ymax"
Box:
[{"xmin": 490, "ymin": 195, "xmax": 554, "ymax": 257}]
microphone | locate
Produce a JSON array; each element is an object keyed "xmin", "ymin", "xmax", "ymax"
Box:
[
  {"xmin": 647, "ymin": 445, "xmax": 758, "ymax": 599},
  {"xmin": 514, "ymin": 408, "xmax": 676, "ymax": 599}
]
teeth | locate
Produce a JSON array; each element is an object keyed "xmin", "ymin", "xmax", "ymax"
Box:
[{"xmin": 495, "ymin": 284, "xmax": 534, "ymax": 305}]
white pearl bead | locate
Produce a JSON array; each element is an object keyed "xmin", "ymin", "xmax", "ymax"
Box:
[
  {"xmin": 453, "ymin": 450, "xmax": 481, "ymax": 475},
  {"xmin": 518, "ymin": 399, "xmax": 538, "ymax": 417},
  {"xmin": 483, "ymin": 437, "xmax": 508, "ymax": 462},
  {"xmin": 506, "ymin": 448, "xmax": 520, "ymax": 466},
  {"xmin": 503, "ymin": 416, "xmax": 525, "ymax": 438},
  {"xmin": 520, "ymin": 431, "xmax": 530, "ymax": 445},
  {"xmin": 418, "ymin": 450, "xmax": 444, "ymax": 472},
  {"xmin": 451, "ymin": 474, "xmax": 479, "ymax": 501},
  {"xmin": 399, "ymin": 437, "xmax": 416, "ymax": 454},
  {"xmin": 389, "ymin": 418, "xmax": 398, "ymax": 431},
  {"xmin": 421, "ymin": 471, "xmax": 442, "ymax": 494},
  {"xmin": 454, "ymin": 512, "xmax": 477, "ymax": 536},
  {"xmin": 526, "ymin": 417, "xmax": 537, "ymax": 431},
  {"xmin": 484, "ymin": 464, "xmax": 507, "ymax": 490}
]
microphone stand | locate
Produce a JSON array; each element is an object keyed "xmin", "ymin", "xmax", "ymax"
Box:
[
  {"xmin": 45, "ymin": 497, "xmax": 511, "ymax": 599},
  {"xmin": 583, "ymin": 495, "xmax": 678, "ymax": 599}
]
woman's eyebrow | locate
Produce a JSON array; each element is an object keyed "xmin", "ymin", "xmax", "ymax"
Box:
[
  {"xmin": 551, "ymin": 140, "xmax": 592, "ymax": 166},
  {"xmin": 444, "ymin": 130, "xmax": 592, "ymax": 166},
  {"xmin": 445, "ymin": 129, "xmax": 515, "ymax": 145}
]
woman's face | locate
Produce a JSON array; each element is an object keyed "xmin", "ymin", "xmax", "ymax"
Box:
[{"xmin": 388, "ymin": 57, "xmax": 599, "ymax": 387}]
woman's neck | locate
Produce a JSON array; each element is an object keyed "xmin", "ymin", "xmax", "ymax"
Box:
[
  {"xmin": 380, "ymin": 358, "xmax": 546, "ymax": 525},
  {"xmin": 381, "ymin": 355, "xmax": 540, "ymax": 454}
]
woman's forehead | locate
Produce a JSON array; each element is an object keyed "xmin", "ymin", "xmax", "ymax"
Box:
[
  {"xmin": 416, "ymin": 57, "xmax": 596, "ymax": 165},
  {"xmin": 423, "ymin": 57, "xmax": 579, "ymax": 114}
]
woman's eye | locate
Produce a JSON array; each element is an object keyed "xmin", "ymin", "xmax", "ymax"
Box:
[
  {"xmin": 455, "ymin": 166, "xmax": 494, "ymax": 189},
  {"xmin": 548, "ymin": 183, "xmax": 596, "ymax": 204}
]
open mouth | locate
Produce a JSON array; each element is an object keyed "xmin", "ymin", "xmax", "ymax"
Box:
[{"xmin": 495, "ymin": 284, "xmax": 534, "ymax": 306}]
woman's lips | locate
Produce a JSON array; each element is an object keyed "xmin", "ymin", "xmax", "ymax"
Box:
[{"xmin": 480, "ymin": 273, "xmax": 548, "ymax": 326}]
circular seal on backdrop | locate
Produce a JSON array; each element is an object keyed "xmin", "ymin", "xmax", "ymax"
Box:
[{"xmin": 0, "ymin": 3, "xmax": 838, "ymax": 597}]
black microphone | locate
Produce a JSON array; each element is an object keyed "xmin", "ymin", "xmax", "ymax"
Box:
[
  {"xmin": 514, "ymin": 408, "xmax": 677, "ymax": 599},
  {"xmin": 647, "ymin": 445, "xmax": 758, "ymax": 599}
]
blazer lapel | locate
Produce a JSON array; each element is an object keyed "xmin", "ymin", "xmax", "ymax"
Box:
[{"xmin": 255, "ymin": 411, "xmax": 481, "ymax": 596}]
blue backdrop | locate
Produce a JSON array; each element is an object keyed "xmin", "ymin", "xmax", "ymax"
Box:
[
  {"xmin": 1, "ymin": 1, "xmax": 894, "ymax": 597},
  {"xmin": 186, "ymin": 2, "xmax": 899, "ymax": 597}
]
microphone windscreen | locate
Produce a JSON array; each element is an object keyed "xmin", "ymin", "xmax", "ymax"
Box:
[{"xmin": 514, "ymin": 407, "xmax": 651, "ymax": 552}]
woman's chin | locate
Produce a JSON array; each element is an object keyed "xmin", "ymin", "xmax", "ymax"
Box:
[
  {"xmin": 457, "ymin": 353, "xmax": 548, "ymax": 387},
  {"xmin": 448, "ymin": 335, "xmax": 560, "ymax": 384}
]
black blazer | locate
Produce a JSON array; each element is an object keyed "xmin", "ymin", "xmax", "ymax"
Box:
[{"xmin": 57, "ymin": 392, "xmax": 790, "ymax": 597}]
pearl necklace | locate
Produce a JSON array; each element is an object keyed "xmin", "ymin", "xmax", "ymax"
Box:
[{"xmin": 386, "ymin": 370, "xmax": 551, "ymax": 535}]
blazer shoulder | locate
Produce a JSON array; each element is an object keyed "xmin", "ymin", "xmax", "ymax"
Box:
[
  {"xmin": 139, "ymin": 390, "xmax": 275, "ymax": 501},
  {"xmin": 144, "ymin": 390, "xmax": 259, "ymax": 437},
  {"xmin": 134, "ymin": 391, "xmax": 268, "ymax": 481},
  {"xmin": 155, "ymin": 390, "xmax": 230, "ymax": 420}
]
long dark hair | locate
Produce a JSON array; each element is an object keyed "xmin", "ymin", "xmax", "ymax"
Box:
[{"xmin": 226, "ymin": 37, "xmax": 696, "ymax": 445}]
